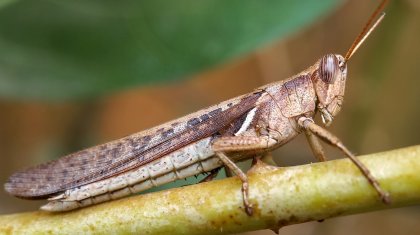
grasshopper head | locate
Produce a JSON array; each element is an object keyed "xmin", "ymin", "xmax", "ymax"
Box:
[
  {"xmin": 311, "ymin": 1, "xmax": 386, "ymax": 126},
  {"xmin": 313, "ymin": 54, "xmax": 347, "ymax": 126},
  {"xmin": 311, "ymin": 0, "xmax": 386, "ymax": 126}
]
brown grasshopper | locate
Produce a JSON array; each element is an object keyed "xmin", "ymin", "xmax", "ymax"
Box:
[{"xmin": 5, "ymin": 0, "xmax": 390, "ymax": 216}]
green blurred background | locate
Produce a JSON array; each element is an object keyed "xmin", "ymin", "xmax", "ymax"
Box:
[{"xmin": 0, "ymin": 0, "xmax": 419, "ymax": 234}]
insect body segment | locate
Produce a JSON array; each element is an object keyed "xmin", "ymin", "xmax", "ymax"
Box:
[
  {"xmin": 41, "ymin": 137, "xmax": 220, "ymax": 211},
  {"xmin": 5, "ymin": 91, "xmax": 262, "ymax": 199},
  {"xmin": 312, "ymin": 54, "xmax": 347, "ymax": 126}
]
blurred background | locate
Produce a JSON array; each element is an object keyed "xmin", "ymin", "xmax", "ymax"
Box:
[{"xmin": 0, "ymin": 0, "xmax": 419, "ymax": 234}]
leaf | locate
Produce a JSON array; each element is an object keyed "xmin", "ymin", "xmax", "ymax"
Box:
[
  {"xmin": 0, "ymin": 0, "xmax": 340, "ymax": 100},
  {"xmin": 0, "ymin": 0, "xmax": 15, "ymax": 9}
]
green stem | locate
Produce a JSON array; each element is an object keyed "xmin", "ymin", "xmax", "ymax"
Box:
[{"xmin": 1, "ymin": 145, "xmax": 420, "ymax": 235}]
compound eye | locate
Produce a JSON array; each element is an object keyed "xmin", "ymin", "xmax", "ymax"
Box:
[{"xmin": 319, "ymin": 54, "xmax": 339, "ymax": 84}]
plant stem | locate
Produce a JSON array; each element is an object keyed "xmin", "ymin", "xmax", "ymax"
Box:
[{"xmin": 1, "ymin": 145, "xmax": 420, "ymax": 235}]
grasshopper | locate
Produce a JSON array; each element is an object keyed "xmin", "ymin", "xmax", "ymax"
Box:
[{"xmin": 5, "ymin": 0, "xmax": 390, "ymax": 216}]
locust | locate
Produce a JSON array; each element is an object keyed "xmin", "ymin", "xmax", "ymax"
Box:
[{"xmin": 5, "ymin": 0, "xmax": 390, "ymax": 216}]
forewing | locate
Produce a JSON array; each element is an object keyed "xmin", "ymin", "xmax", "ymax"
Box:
[{"xmin": 5, "ymin": 91, "xmax": 263, "ymax": 199}]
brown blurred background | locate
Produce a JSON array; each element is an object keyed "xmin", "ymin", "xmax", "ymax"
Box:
[{"xmin": 1, "ymin": 0, "xmax": 419, "ymax": 234}]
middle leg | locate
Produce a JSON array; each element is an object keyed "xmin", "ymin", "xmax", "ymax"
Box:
[{"xmin": 212, "ymin": 135, "xmax": 278, "ymax": 216}]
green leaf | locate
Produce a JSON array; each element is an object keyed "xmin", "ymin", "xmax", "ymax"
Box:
[
  {"xmin": 0, "ymin": 0, "xmax": 340, "ymax": 100},
  {"xmin": 0, "ymin": 0, "xmax": 16, "ymax": 9}
]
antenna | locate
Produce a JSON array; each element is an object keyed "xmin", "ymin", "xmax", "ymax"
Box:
[{"xmin": 344, "ymin": 0, "xmax": 388, "ymax": 62}]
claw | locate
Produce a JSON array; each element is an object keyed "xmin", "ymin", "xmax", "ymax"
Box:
[
  {"xmin": 245, "ymin": 204, "xmax": 253, "ymax": 216},
  {"xmin": 248, "ymin": 158, "xmax": 279, "ymax": 174}
]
